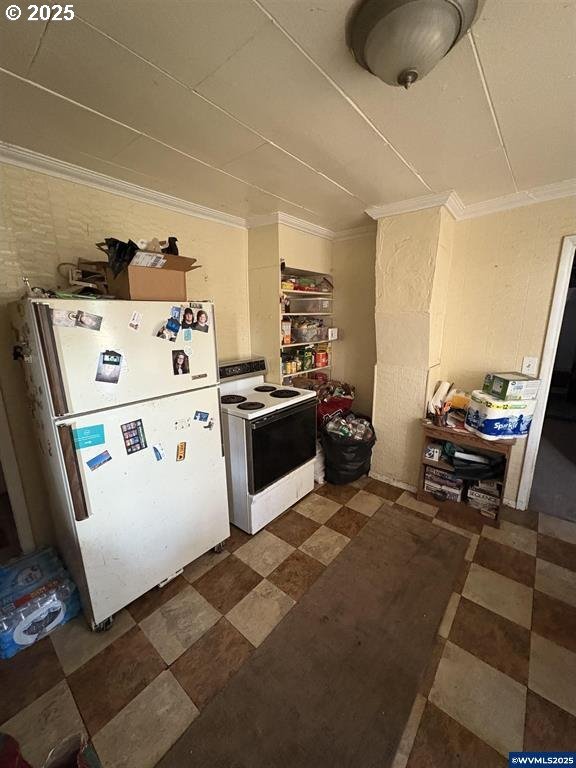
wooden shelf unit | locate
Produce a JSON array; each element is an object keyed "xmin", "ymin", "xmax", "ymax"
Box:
[{"xmin": 417, "ymin": 421, "xmax": 516, "ymax": 520}]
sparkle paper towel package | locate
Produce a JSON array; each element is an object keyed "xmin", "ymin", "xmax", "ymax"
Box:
[{"xmin": 465, "ymin": 390, "xmax": 537, "ymax": 440}]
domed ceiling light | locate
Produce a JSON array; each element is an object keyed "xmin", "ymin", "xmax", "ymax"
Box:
[{"xmin": 349, "ymin": 0, "xmax": 478, "ymax": 89}]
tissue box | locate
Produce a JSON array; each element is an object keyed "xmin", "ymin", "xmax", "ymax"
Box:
[{"xmin": 483, "ymin": 372, "xmax": 540, "ymax": 401}]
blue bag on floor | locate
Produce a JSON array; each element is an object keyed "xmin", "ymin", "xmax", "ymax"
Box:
[{"xmin": 0, "ymin": 548, "xmax": 81, "ymax": 659}]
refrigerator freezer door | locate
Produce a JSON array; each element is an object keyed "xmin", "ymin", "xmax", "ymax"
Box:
[
  {"xmin": 33, "ymin": 299, "xmax": 217, "ymax": 416},
  {"xmin": 58, "ymin": 387, "xmax": 229, "ymax": 625}
]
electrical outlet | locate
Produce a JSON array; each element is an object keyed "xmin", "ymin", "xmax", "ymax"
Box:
[{"xmin": 522, "ymin": 356, "xmax": 539, "ymax": 376}]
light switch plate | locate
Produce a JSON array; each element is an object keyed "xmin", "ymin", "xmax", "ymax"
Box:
[{"xmin": 522, "ymin": 356, "xmax": 539, "ymax": 376}]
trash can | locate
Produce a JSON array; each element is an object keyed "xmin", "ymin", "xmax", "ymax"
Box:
[{"xmin": 320, "ymin": 413, "xmax": 376, "ymax": 485}]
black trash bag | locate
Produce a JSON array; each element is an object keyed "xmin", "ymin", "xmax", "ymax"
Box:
[{"xmin": 320, "ymin": 414, "xmax": 376, "ymax": 485}]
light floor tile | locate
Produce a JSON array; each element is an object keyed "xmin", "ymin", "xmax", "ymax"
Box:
[
  {"xmin": 346, "ymin": 490, "xmax": 383, "ymax": 517},
  {"xmin": 226, "ymin": 579, "xmax": 294, "ymax": 647},
  {"xmin": 529, "ymin": 633, "xmax": 576, "ymax": 717},
  {"xmin": 465, "ymin": 534, "xmax": 479, "ymax": 562},
  {"xmin": 140, "ymin": 586, "xmax": 220, "ymax": 664},
  {"xmin": 438, "ymin": 593, "xmax": 461, "ymax": 639},
  {"xmin": 183, "ymin": 549, "xmax": 229, "ymax": 583},
  {"xmin": 50, "ymin": 609, "xmax": 135, "ymax": 675},
  {"xmin": 299, "ymin": 525, "xmax": 350, "ymax": 565},
  {"xmin": 92, "ymin": 671, "xmax": 198, "ymax": 768},
  {"xmin": 396, "ymin": 491, "xmax": 438, "ymax": 518},
  {"xmin": 539, "ymin": 514, "xmax": 576, "ymax": 546},
  {"xmin": 391, "ymin": 693, "xmax": 426, "ymax": 768},
  {"xmin": 482, "ymin": 521, "xmax": 537, "ymax": 556},
  {"xmin": 535, "ymin": 558, "xmax": 576, "ymax": 609},
  {"xmin": 1, "ymin": 680, "xmax": 86, "ymax": 768},
  {"xmin": 293, "ymin": 492, "xmax": 341, "ymax": 524},
  {"xmin": 462, "ymin": 563, "xmax": 533, "ymax": 629},
  {"xmin": 430, "ymin": 641, "xmax": 526, "ymax": 756},
  {"xmin": 234, "ymin": 530, "xmax": 294, "ymax": 577}
]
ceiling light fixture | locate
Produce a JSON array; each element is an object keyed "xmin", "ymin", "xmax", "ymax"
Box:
[{"xmin": 349, "ymin": 0, "xmax": 478, "ymax": 89}]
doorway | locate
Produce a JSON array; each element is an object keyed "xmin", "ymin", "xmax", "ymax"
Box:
[{"xmin": 518, "ymin": 235, "xmax": 576, "ymax": 517}]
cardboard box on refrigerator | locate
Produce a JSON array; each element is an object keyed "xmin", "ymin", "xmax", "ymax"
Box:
[{"xmin": 107, "ymin": 254, "xmax": 197, "ymax": 301}]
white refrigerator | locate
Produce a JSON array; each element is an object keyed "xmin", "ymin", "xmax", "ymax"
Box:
[{"xmin": 12, "ymin": 298, "xmax": 230, "ymax": 629}]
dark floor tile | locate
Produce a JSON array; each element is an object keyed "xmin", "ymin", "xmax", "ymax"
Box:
[
  {"xmin": 365, "ymin": 479, "xmax": 403, "ymax": 502},
  {"xmin": 435, "ymin": 503, "xmax": 484, "ymax": 534},
  {"xmin": 268, "ymin": 550, "xmax": 325, "ymax": 601},
  {"xmin": 407, "ymin": 701, "xmax": 506, "ymax": 768},
  {"xmin": 127, "ymin": 575, "xmax": 189, "ymax": 623},
  {"xmin": 225, "ymin": 525, "xmax": 251, "ymax": 553},
  {"xmin": 325, "ymin": 506, "xmax": 369, "ymax": 538},
  {"xmin": 171, "ymin": 618, "xmax": 252, "ymax": 710},
  {"xmin": 474, "ymin": 537, "xmax": 535, "ymax": 588},
  {"xmin": 500, "ymin": 505, "xmax": 539, "ymax": 531},
  {"xmin": 532, "ymin": 590, "xmax": 576, "ymax": 654},
  {"xmin": 265, "ymin": 509, "xmax": 320, "ymax": 548},
  {"xmin": 68, "ymin": 625, "xmax": 165, "ymax": 735},
  {"xmin": 538, "ymin": 532, "xmax": 576, "ymax": 573},
  {"xmin": 193, "ymin": 555, "xmax": 262, "ymax": 614},
  {"xmin": 448, "ymin": 597, "xmax": 530, "ymax": 685},
  {"xmin": 315, "ymin": 483, "xmax": 357, "ymax": 505},
  {"xmin": 0, "ymin": 637, "xmax": 64, "ymax": 723},
  {"xmin": 418, "ymin": 636, "xmax": 446, "ymax": 698},
  {"xmin": 392, "ymin": 502, "xmax": 433, "ymax": 524},
  {"xmin": 524, "ymin": 690, "xmax": 576, "ymax": 752}
]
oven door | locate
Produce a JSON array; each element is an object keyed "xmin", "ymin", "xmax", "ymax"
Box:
[{"xmin": 246, "ymin": 399, "xmax": 317, "ymax": 494}]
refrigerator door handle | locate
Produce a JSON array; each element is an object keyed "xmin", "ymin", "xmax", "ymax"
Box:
[
  {"xmin": 34, "ymin": 302, "xmax": 68, "ymax": 416},
  {"xmin": 58, "ymin": 424, "xmax": 90, "ymax": 521}
]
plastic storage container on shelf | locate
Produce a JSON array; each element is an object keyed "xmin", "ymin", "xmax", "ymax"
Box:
[
  {"xmin": 287, "ymin": 297, "xmax": 332, "ymax": 313},
  {"xmin": 465, "ymin": 390, "xmax": 537, "ymax": 440}
]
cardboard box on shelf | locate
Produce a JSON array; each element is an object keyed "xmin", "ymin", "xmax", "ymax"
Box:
[
  {"xmin": 483, "ymin": 372, "xmax": 541, "ymax": 401},
  {"xmin": 107, "ymin": 254, "xmax": 198, "ymax": 300}
]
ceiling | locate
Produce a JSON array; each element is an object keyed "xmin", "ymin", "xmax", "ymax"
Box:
[{"xmin": 0, "ymin": 0, "xmax": 574, "ymax": 229}]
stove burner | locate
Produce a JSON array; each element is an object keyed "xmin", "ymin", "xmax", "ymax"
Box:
[
  {"xmin": 269, "ymin": 389, "xmax": 300, "ymax": 399},
  {"xmin": 254, "ymin": 385, "xmax": 277, "ymax": 392},
  {"xmin": 221, "ymin": 394, "xmax": 247, "ymax": 404},
  {"xmin": 237, "ymin": 401, "xmax": 266, "ymax": 411}
]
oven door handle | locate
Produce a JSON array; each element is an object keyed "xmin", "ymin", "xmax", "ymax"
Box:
[{"xmin": 249, "ymin": 398, "xmax": 317, "ymax": 430}]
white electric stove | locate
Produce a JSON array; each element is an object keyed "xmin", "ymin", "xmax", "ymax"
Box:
[{"xmin": 219, "ymin": 357, "xmax": 317, "ymax": 533}]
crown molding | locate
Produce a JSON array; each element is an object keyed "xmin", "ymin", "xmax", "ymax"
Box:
[
  {"xmin": 366, "ymin": 191, "xmax": 463, "ymax": 221},
  {"xmin": 366, "ymin": 181, "xmax": 576, "ymax": 222},
  {"xmin": 246, "ymin": 211, "xmax": 335, "ymax": 240},
  {"xmin": 332, "ymin": 224, "xmax": 376, "ymax": 241},
  {"xmin": 0, "ymin": 142, "xmax": 247, "ymax": 230}
]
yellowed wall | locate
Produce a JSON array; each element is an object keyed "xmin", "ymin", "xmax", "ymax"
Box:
[
  {"xmin": 441, "ymin": 196, "xmax": 576, "ymax": 501},
  {"xmin": 278, "ymin": 224, "xmax": 332, "ymax": 274},
  {"xmin": 331, "ymin": 232, "xmax": 376, "ymax": 415},
  {"xmin": 0, "ymin": 162, "xmax": 250, "ymax": 546},
  {"xmin": 248, "ymin": 225, "xmax": 281, "ymax": 380},
  {"xmin": 371, "ymin": 196, "xmax": 576, "ymax": 503},
  {"xmin": 372, "ymin": 207, "xmax": 448, "ymax": 486}
]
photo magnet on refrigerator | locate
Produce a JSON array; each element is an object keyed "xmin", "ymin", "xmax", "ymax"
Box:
[
  {"xmin": 172, "ymin": 350, "xmax": 190, "ymax": 375},
  {"xmin": 86, "ymin": 450, "xmax": 112, "ymax": 471},
  {"xmin": 183, "ymin": 329, "xmax": 192, "ymax": 342},
  {"xmin": 72, "ymin": 424, "xmax": 105, "ymax": 450},
  {"xmin": 153, "ymin": 444, "xmax": 165, "ymax": 462},
  {"xmin": 95, "ymin": 351, "xmax": 122, "ymax": 384},
  {"xmin": 75, "ymin": 310, "xmax": 103, "ymax": 331},
  {"xmin": 155, "ymin": 318, "xmax": 179, "ymax": 342},
  {"xmin": 121, "ymin": 419, "xmax": 147, "ymax": 454},
  {"xmin": 176, "ymin": 442, "xmax": 186, "ymax": 462},
  {"xmin": 181, "ymin": 308, "xmax": 194, "ymax": 330},
  {"xmin": 194, "ymin": 411, "xmax": 209, "ymax": 423}
]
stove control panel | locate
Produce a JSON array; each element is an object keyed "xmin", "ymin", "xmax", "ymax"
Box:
[{"xmin": 219, "ymin": 358, "xmax": 266, "ymax": 382}]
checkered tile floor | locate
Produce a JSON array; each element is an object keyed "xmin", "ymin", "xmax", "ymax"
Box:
[{"xmin": 1, "ymin": 479, "xmax": 575, "ymax": 767}]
